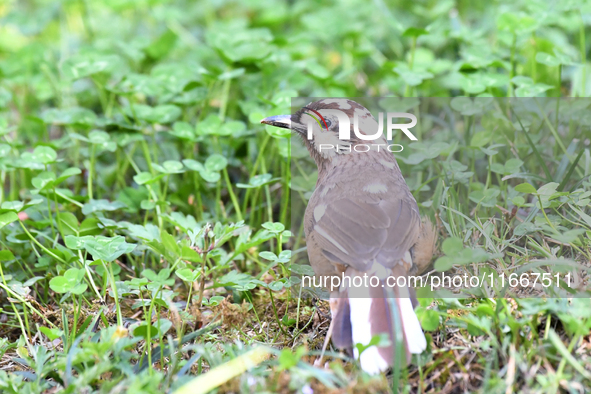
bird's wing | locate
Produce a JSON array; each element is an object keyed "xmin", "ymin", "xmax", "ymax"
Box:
[{"xmin": 306, "ymin": 166, "xmax": 420, "ymax": 272}]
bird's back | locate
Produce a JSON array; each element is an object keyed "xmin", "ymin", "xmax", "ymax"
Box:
[{"xmin": 304, "ymin": 151, "xmax": 420, "ymax": 277}]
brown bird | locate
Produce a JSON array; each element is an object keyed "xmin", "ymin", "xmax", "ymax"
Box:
[{"xmin": 262, "ymin": 99, "xmax": 436, "ymax": 374}]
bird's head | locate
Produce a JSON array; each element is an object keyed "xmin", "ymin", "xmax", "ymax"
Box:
[{"xmin": 261, "ymin": 99, "xmax": 388, "ymax": 166}]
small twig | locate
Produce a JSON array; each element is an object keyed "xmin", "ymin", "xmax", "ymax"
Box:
[{"xmin": 196, "ymin": 224, "xmax": 213, "ymax": 306}]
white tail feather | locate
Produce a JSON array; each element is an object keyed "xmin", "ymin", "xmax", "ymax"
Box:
[
  {"xmin": 399, "ymin": 298, "xmax": 427, "ymax": 354},
  {"xmin": 342, "ymin": 267, "xmax": 427, "ymax": 374},
  {"xmin": 348, "ymin": 296, "xmax": 427, "ymax": 374},
  {"xmin": 349, "ymin": 298, "xmax": 390, "ymax": 374}
]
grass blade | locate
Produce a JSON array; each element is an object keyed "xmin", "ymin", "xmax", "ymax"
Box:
[
  {"xmin": 557, "ymin": 144, "xmax": 584, "ymax": 191},
  {"xmin": 176, "ymin": 352, "xmax": 202, "ymax": 377},
  {"xmin": 173, "ymin": 346, "xmax": 271, "ymax": 394},
  {"xmin": 547, "ymin": 330, "xmax": 591, "ymax": 379},
  {"xmin": 554, "ymin": 140, "xmax": 579, "ymax": 181},
  {"xmin": 135, "ymin": 322, "xmax": 220, "ymax": 373},
  {"xmin": 514, "ymin": 114, "xmax": 552, "ymax": 182}
]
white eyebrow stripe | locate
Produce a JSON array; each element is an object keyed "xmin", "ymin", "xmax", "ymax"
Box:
[{"xmin": 315, "ymin": 225, "xmax": 349, "ymax": 255}]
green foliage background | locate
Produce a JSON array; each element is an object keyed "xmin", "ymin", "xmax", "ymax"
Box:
[{"xmin": 0, "ymin": 0, "xmax": 591, "ymax": 393}]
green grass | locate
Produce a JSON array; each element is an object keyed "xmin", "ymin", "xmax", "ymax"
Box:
[{"xmin": 0, "ymin": 1, "xmax": 591, "ymax": 393}]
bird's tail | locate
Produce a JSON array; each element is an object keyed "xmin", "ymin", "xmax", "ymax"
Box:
[{"xmin": 330, "ymin": 265, "xmax": 427, "ymax": 375}]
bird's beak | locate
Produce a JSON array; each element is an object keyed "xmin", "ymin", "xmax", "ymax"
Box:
[{"xmin": 260, "ymin": 114, "xmax": 291, "ymax": 129}]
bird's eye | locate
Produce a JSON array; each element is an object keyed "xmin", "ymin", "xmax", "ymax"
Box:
[{"xmin": 324, "ymin": 119, "xmax": 332, "ymax": 128}]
